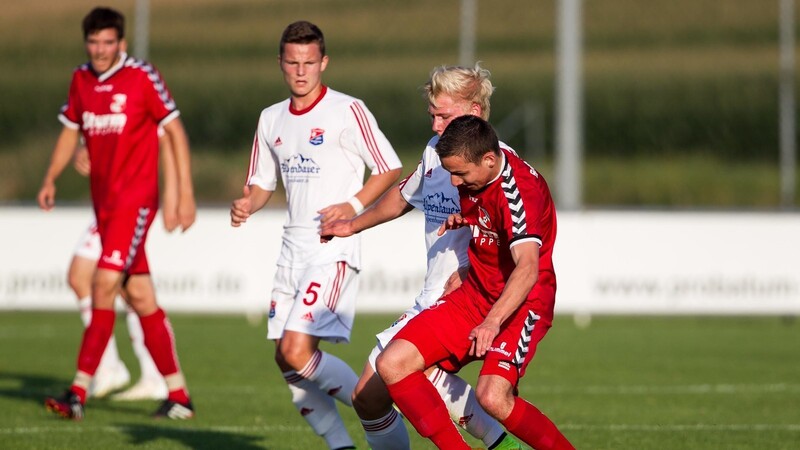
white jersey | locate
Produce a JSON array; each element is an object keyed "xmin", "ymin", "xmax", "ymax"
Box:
[
  {"xmin": 398, "ymin": 136, "xmax": 516, "ymax": 308},
  {"xmin": 247, "ymin": 86, "xmax": 401, "ymax": 270}
]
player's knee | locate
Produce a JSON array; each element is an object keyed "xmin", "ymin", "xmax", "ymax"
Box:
[
  {"xmin": 475, "ymin": 379, "xmax": 513, "ymax": 420},
  {"xmin": 352, "ymin": 384, "xmax": 391, "ymax": 419},
  {"xmin": 277, "ymin": 340, "xmax": 310, "ymax": 371}
]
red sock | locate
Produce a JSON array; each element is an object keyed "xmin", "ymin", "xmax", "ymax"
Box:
[
  {"xmin": 76, "ymin": 309, "xmax": 115, "ymax": 376},
  {"xmin": 386, "ymin": 371, "xmax": 470, "ymax": 450},
  {"xmin": 501, "ymin": 397, "xmax": 574, "ymax": 450},
  {"xmin": 140, "ymin": 308, "xmax": 189, "ymax": 403},
  {"xmin": 72, "ymin": 308, "xmax": 115, "ymax": 403}
]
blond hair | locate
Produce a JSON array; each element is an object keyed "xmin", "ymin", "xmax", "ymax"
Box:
[{"xmin": 423, "ymin": 63, "xmax": 494, "ymax": 120}]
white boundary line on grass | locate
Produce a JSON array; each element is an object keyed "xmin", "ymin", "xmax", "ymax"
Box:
[
  {"xmin": 2, "ymin": 423, "xmax": 800, "ymax": 435},
  {"xmin": 517, "ymin": 383, "xmax": 800, "ymax": 395}
]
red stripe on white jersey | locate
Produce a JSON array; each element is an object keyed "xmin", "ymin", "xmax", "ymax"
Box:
[
  {"xmin": 350, "ymin": 102, "xmax": 388, "ymax": 173},
  {"xmin": 246, "ymin": 128, "xmax": 260, "ymax": 185},
  {"xmin": 397, "ymin": 165, "xmax": 418, "ymax": 191}
]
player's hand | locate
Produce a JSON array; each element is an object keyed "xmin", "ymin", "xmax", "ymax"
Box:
[
  {"xmin": 318, "ymin": 202, "xmax": 356, "ymax": 225},
  {"xmin": 230, "ymin": 185, "xmax": 253, "ymax": 227},
  {"xmin": 37, "ymin": 181, "xmax": 56, "ymax": 211},
  {"xmin": 72, "ymin": 147, "xmax": 91, "ymax": 176},
  {"xmin": 319, "ymin": 219, "xmax": 356, "ymax": 243},
  {"xmin": 468, "ymin": 319, "xmax": 501, "ymax": 358},
  {"xmin": 178, "ymin": 195, "xmax": 196, "ymax": 231},
  {"xmin": 442, "ymin": 266, "xmax": 469, "ymax": 296},
  {"xmin": 438, "ymin": 213, "xmax": 471, "ymax": 236},
  {"xmin": 162, "ymin": 208, "xmax": 180, "ymax": 232}
]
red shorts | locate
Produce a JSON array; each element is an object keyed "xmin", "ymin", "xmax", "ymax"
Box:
[
  {"xmin": 95, "ymin": 206, "xmax": 156, "ymax": 275},
  {"xmin": 393, "ymin": 285, "xmax": 552, "ymax": 387}
]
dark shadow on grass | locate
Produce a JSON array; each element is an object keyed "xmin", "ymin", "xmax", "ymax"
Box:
[
  {"xmin": 0, "ymin": 371, "xmax": 161, "ymax": 419},
  {"xmin": 0, "ymin": 370, "xmax": 70, "ymax": 404},
  {"xmin": 118, "ymin": 423, "xmax": 266, "ymax": 449}
]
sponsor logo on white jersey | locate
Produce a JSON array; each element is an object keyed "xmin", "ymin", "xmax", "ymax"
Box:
[
  {"xmin": 423, "ymin": 191, "xmax": 460, "ymax": 224},
  {"xmin": 281, "ymin": 154, "xmax": 321, "ymax": 182}
]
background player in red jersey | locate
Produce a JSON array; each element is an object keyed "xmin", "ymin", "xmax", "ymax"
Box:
[
  {"xmin": 375, "ymin": 116, "xmax": 574, "ymax": 449},
  {"xmin": 67, "ymin": 139, "xmax": 173, "ymax": 402},
  {"xmin": 37, "ymin": 7, "xmax": 196, "ymax": 420}
]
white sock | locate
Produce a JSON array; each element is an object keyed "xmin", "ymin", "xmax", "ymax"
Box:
[
  {"xmin": 126, "ymin": 307, "xmax": 162, "ymax": 381},
  {"xmin": 361, "ymin": 409, "xmax": 410, "ymax": 450},
  {"xmin": 284, "ymin": 371, "xmax": 354, "ymax": 449},
  {"xmin": 78, "ymin": 296, "xmax": 122, "ymax": 374},
  {"xmin": 428, "ymin": 367, "xmax": 505, "ymax": 447},
  {"xmin": 298, "ymin": 350, "xmax": 358, "ymax": 407}
]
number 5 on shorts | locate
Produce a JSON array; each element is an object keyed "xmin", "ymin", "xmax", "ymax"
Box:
[{"xmin": 303, "ymin": 282, "xmax": 321, "ymax": 305}]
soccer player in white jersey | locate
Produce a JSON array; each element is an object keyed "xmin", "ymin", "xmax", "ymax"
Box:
[
  {"xmin": 230, "ymin": 21, "xmax": 402, "ymax": 450},
  {"xmin": 320, "ymin": 64, "xmax": 523, "ymax": 450}
]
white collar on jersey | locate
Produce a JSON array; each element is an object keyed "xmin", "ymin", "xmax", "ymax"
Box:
[
  {"xmin": 97, "ymin": 52, "xmax": 128, "ymax": 83},
  {"xmin": 486, "ymin": 151, "xmax": 506, "ymax": 187}
]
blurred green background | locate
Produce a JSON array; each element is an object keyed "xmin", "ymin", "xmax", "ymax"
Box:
[{"xmin": 1, "ymin": 0, "xmax": 797, "ymax": 207}]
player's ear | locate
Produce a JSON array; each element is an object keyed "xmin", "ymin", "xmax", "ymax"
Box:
[
  {"xmin": 469, "ymin": 102, "xmax": 482, "ymax": 118},
  {"xmin": 119, "ymin": 38, "xmax": 128, "ymax": 53},
  {"xmin": 483, "ymin": 150, "xmax": 496, "ymax": 168}
]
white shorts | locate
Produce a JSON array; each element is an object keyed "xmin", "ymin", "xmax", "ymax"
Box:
[
  {"xmin": 73, "ymin": 219, "xmax": 101, "ymax": 261},
  {"xmin": 367, "ymin": 303, "xmax": 424, "ymax": 370},
  {"xmin": 268, "ymin": 262, "xmax": 359, "ymax": 343}
]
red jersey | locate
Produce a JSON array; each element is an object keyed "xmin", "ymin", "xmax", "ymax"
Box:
[
  {"xmin": 58, "ymin": 52, "xmax": 179, "ymax": 211},
  {"xmin": 459, "ymin": 149, "xmax": 557, "ymax": 321}
]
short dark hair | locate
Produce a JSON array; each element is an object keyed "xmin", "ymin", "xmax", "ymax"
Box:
[
  {"xmin": 82, "ymin": 7, "xmax": 125, "ymax": 40},
  {"xmin": 279, "ymin": 21, "xmax": 325, "ymax": 57},
  {"xmin": 435, "ymin": 115, "xmax": 500, "ymax": 164}
]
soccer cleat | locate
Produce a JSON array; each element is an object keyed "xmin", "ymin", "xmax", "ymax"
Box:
[
  {"xmin": 152, "ymin": 399, "xmax": 195, "ymax": 420},
  {"xmin": 89, "ymin": 361, "xmax": 130, "ymax": 398},
  {"xmin": 491, "ymin": 432, "xmax": 524, "ymax": 450},
  {"xmin": 111, "ymin": 377, "xmax": 168, "ymax": 401},
  {"xmin": 45, "ymin": 390, "xmax": 84, "ymax": 421}
]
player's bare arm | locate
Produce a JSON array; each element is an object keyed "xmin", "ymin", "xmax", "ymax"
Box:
[
  {"xmin": 159, "ymin": 133, "xmax": 180, "ymax": 232},
  {"xmin": 469, "ymin": 240, "xmax": 540, "ymax": 357},
  {"xmin": 163, "ymin": 118, "xmax": 196, "ymax": 231},
  {"xmin": 319, "ymin": 185, "xmax": 414, "ymax": 242},
  {"xmin": 318, "ymin": 167, "xmax": 402, "ymax": 225},
  {"xmin": 72, "ymin": 146, "xmax": 91, "ymax": 177},
  {"xmin": 230, "ymin": 184, "xmax": 273, "ymax": 227},
  {"xmin": 37, "ymin": 126, "xmax": 80, "ymax": 211}
]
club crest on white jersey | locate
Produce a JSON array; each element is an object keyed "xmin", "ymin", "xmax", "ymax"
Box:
[{"xmin": 309, "ymin": 127, "xmax": 325, "ymax": 145}]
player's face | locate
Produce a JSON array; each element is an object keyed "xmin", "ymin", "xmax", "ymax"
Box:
[
  {"xmin": 280, "ymin": 43, "xmax": 329, "ymax": 101},
  {"xmin": 85, "ymin": 28, "xmax": 125, "ymax": 74},
  {"xmin": 428, "ymin": 94, "xmax": 480, "ymax": 137},
  {"xmin": 440, "ymin": 152, "xmax": 497, "ymax": 192}
]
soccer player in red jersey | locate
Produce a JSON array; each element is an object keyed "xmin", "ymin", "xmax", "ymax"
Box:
[
  {"xmin": 37, "ymin": 7, "xmax": 196, "ymax": 420},
  {"xmin": 376, "ymin": 115, "xmax": 574, "ymax": 449}
]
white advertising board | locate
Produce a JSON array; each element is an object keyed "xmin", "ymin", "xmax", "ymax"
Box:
[{"xmin": 1, "ymin": 207, "xmax": 798, "ymax": 315}]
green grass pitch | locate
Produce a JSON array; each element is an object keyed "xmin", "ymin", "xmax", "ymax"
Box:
[{"xmin": 0, "ymin": 311, "xmax": 798, "ymax": 449}]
